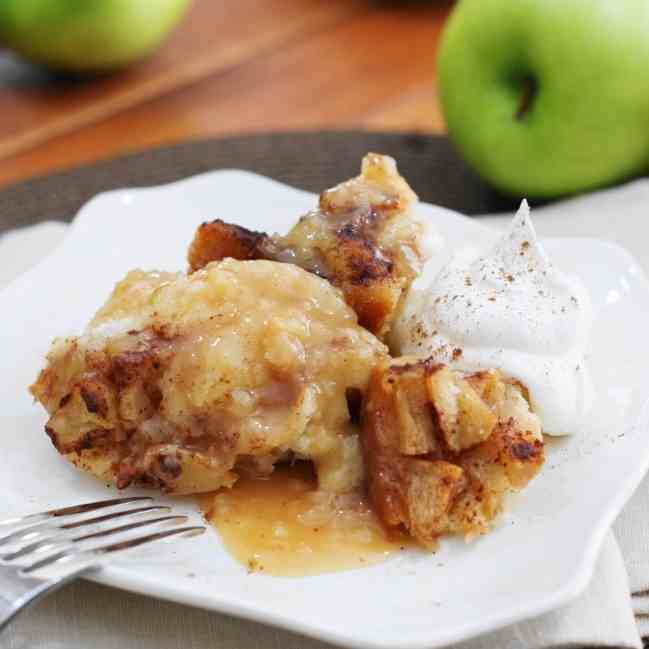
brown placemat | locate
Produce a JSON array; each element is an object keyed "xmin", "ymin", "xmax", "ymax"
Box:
[{"xmin": 0, "ymin": 131, "xmax": 518, "ymax": 234}]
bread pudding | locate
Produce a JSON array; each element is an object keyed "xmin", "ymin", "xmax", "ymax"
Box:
[
  {"xmin": 30, "ymin": 259, "xmax": 386, "ymax": 495},
  {"xmin": 362, "ymin": 359, "xmax": 543, "ymax": 547},
  {"xmin": 30, "ymin": 154, "xmax": 551, "ymax": 559},
  {"xmin": 188, "ymin": 153, "xmax": 434, "ymax": 339}
]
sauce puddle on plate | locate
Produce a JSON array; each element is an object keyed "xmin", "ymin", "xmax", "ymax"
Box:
[{"xmin": 200, "ymin": 462, "xmax": 411, "ymax": 576}]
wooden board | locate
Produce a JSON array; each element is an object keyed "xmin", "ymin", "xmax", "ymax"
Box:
[{"xmin": 0, "ymin": 0, "xmax": 452, "ymax": 187}]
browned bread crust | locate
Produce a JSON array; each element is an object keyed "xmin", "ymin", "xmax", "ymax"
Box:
[
  {"xmin": 187, "ymin": 154, "xmax": 430, "ymax": 339},
  {"xmin": 361, "ymin": 359, "xmax": 544, "ymax": 547},
  {"xmin": 31, "ymin": 261, "xmax": 386, "ymax": 495}
]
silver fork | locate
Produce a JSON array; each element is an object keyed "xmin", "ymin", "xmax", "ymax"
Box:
[{"xmin": 0, "ymin": 496, "xmax": 205, "ymax": 633}]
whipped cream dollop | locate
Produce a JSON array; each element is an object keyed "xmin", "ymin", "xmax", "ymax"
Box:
[{"xmin": 392, "ymin": 201, "xmax": 594, "ymax": 435}]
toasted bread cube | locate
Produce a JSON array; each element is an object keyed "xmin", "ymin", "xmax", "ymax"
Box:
[
  {"xmin": 361, "ymin": 359, "xmax": 544, "ymax": 548},
  {"xmin": 187, "ymin": 154, "xmax": 431, "ymax": 339},
  {"xmin": 44, "ymin": 379, "xmax": 117, "ymax": 455},
  {"xmin": 404, "ymin": 459, "xmax": 466, "ymax": 547},
  {"xmin": 392, "ymin": 367, "xmax": 438, "ymax": 456},
  {"xmin": 427, "ymin": 366, "xmax": 497, "ymax": 452},
  {"xmin": 188, "ymin": 220, "xmax": 269, "ymax": 271}
]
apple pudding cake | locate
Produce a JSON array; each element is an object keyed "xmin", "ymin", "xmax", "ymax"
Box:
[
  {"xmin": 187, "ymin": 153, "xmax": 435, "ymax": 339},
  {"xmin": 31, "ymin": 260, "xmax": 386, "ymax": 495},
  {"xmin": 362, "ymin": 359, "xmax": 543, "ymax": 547},
  {"xmin": 31, "ymin": 154, "xmax": 549, "ymax": 556}
]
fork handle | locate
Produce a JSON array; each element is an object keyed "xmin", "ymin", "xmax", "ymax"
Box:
[{"xmin": 0, "ymin": 563, "xmax": 97, "ymax": 633}]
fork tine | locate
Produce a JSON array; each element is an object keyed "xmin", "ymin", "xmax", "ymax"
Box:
[
  {"xmin": 59, "ymin": 505, "xmax": 171, "ymax": 530},
  {"xmin": 0, "ymin": 505, "xmax": 171, "ymax": 548},
  {"xmin": 74, "ymin": 515, "xmax": 189, "ymax": 543},
  {"xmin": 94, "ymin": 526, "xmax": 206, "ymax": 554},
  {"xmin": 0, "ymin": 496, "xmax": 152, "ymax": 527},
  {"xmin": 2, "ymin": 515, "xmax": 189, "ymax": 563},
  {"xmin": 21, "ymin": 526, "xmax": 205, "ymax": 574}
]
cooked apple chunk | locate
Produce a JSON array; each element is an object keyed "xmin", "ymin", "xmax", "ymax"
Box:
[
  {"xmin": 187, "ymin": 153, "xmax": 434, "ymax": 339},
  {"xmin": 31, "ymin": 259, "xmax": 387, "ymax": 495},
  {"xmin": 361, "ymin": 359, "xmax": 544, "ymax": 547}
]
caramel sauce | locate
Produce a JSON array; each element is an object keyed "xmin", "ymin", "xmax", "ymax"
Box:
[{"xmin": 200, "ymin": 463, "xmax": 411, "ymax": 577}]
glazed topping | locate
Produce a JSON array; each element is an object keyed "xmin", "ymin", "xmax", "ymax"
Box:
[
  {"xmin": 31, "ymin": 259, "xmax": 387, "ymax": 494},
  {"xmin": 393, "ymin": 201, "xmax": 594, "ymax": 435}
]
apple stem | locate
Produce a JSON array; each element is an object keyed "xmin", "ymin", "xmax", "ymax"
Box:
[{"xmin": 516, "ymin": 77, "xmax": 537, "ymax": 120}]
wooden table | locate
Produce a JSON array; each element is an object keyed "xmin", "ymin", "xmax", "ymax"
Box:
[{"xmin": 0, "ymin": 0, "xmax": 451, "ymax": 188}]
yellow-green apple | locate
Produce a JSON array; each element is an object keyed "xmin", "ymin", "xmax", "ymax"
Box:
[
  {"xmin": 437, "ymin": 0, "xmax": 649, "ymax": 198},
  {"xmin": 0, "ymin": 0, "xmax": 191, "ymax": 73}
]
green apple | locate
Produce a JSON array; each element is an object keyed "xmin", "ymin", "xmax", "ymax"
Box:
[
  {"xmin": 437, "ymin": 0, "xmax": 649, "ymax": 198},
  {"xmin": 0, "ymin": 0, "xmax": 191, "ymax": 73}
]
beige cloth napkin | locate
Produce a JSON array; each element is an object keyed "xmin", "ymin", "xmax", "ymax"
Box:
[{"xmin": 2, "ymin": 180, "xmax": 648, "ymax": 648}]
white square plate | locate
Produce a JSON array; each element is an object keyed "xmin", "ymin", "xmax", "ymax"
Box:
[{"xmin": 1, "ymin": 171, "xmax": 649, "ymax": 649}]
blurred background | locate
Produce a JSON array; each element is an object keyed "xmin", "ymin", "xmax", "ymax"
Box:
[
  {"xmin": 2, "ymin": 0, "xmax": 648, "ymax": 201},
  {"xmin": 0, "ymin": 0, "xmax": 451, "ymax": 188}
]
